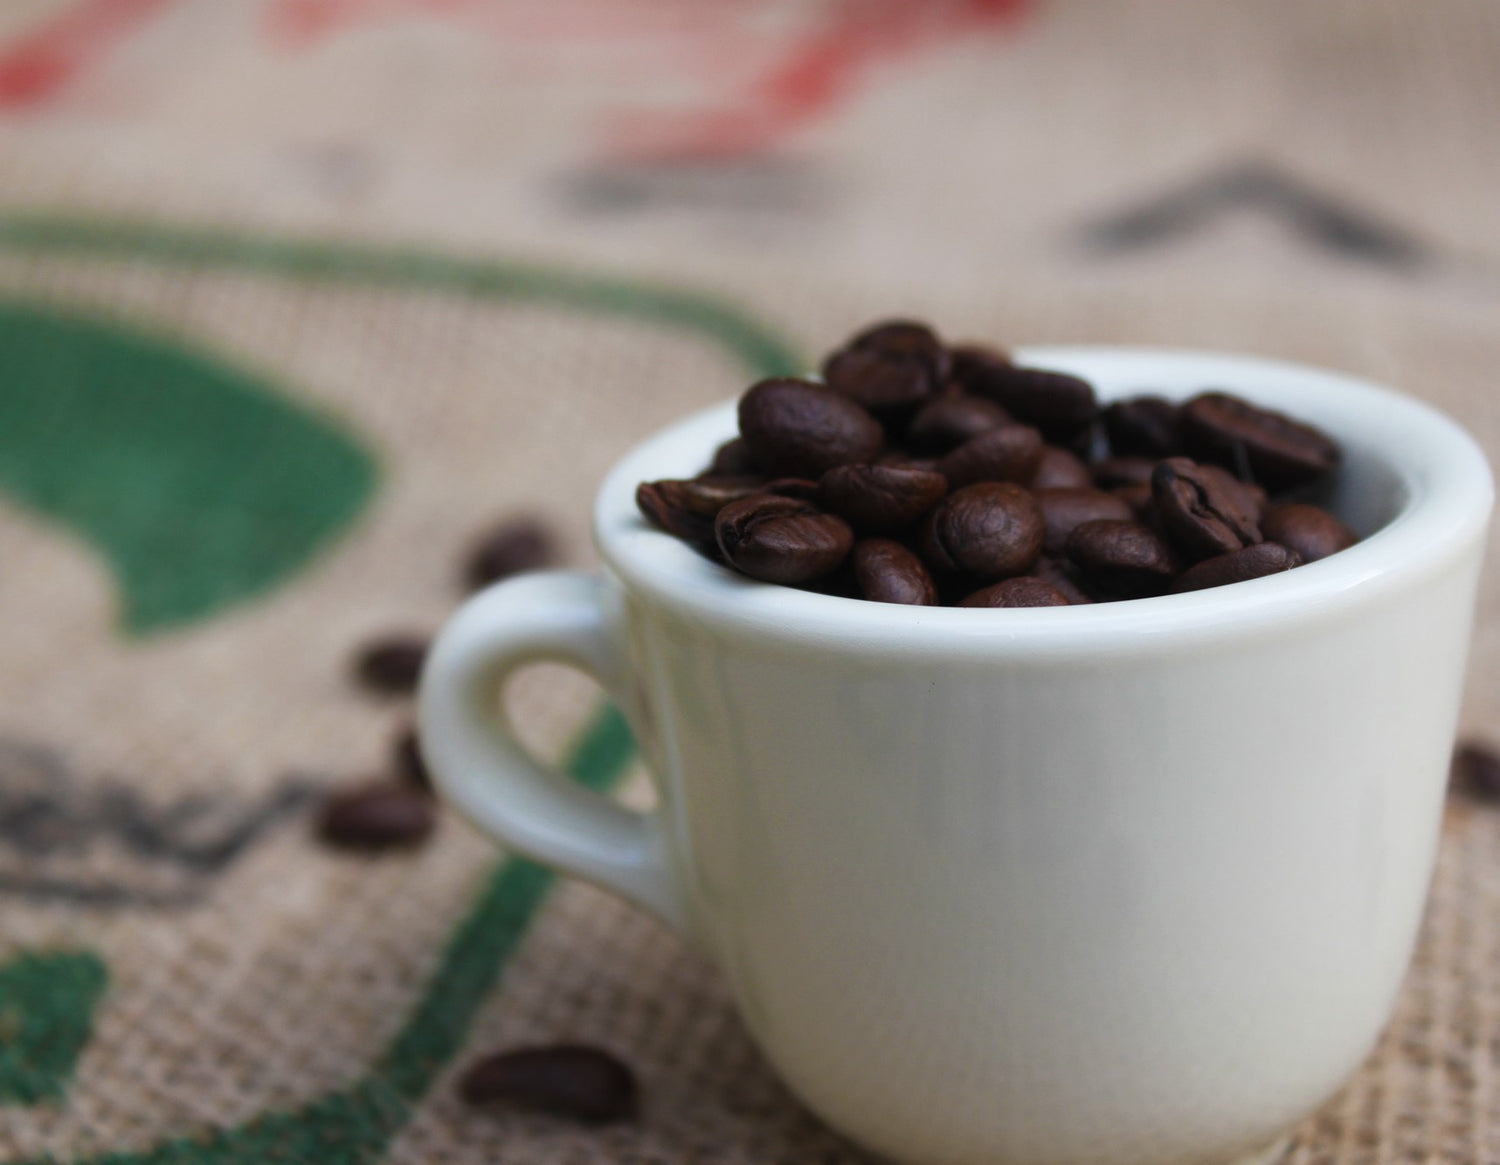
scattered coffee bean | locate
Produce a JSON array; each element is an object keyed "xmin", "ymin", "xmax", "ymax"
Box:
[
  {"xmin": 354, "ymin": 637, "xmax": 429, "ymax": 694},
  {"xmin": 394, "ymin": 726, "xmax": 430, "ymax": 792},
  {"xmin": 1451, "ymin": 741, "xmax": 1500, "ymax": 802},
  {"xmin": 1151, "ymin": 457, "xmax": 1262, "ymax": 560},
  {"xmin": 1103, "ymin": 396, "xmax": 1180, "ymax": 457},
  {"xmin": 1091, "ymin": 456, "xmax": 1158, "ymax": 489},
  {"xmin": 318, "ymin": 781, "xmax": 435, "ymax": 850},
  {"xmin": 1030, "ymin": 446, "xmax": 1093, "ymax": 490},
  {"xmin": 709, "ymin": 436, "xmax": 759, "ymax": 476},
  {"xmin": 1065, "ymin": 520, "xmax": 1180, "ymax": 598},
  {"xmin": 905, "ymin": 393, "xmax": 1011, "ymax": 453},
  {"xmin": 1035, "ymin": 488, "xmax": 1134, "ymax": 555},
  {"xmin": 852, "ymin": 538, "xmax": 939, "ymax": 605},
  {"xmin": 1261, "ymin": 503, "xmax": 1357, "ymax": 564},
  {"xmin": 937, "ymin": 424, "xmax": 1045, "ymax": 489},
  {"xmin": 921, "ymin": 482, "xmax": 1044, "ymax": 580},
  {"xmin": 464, "ymin": 516, "xmax": 559, "ymax": 589},
  {"xmin": 715, "ymin": 494, "xmax": 854, "ymax": 584},
  {"xmin": 959, "ymin": 577, "xmax": 1071, "ymax": 608},
  {"xmin": 963, "ymin": 365, "xmax": 1098, "ymax": 441},
  {"xmin": 739, "ymin": 378, "xmax": 884, "ymax": 478},
  {"xmin": 1180, "ymin": 392, "xmax": 1340, "ymax": 490},
  {"xmin": 459, "ymin": 1045, "xmax": 638, "ymax": 1125},
  {"xmin": 1170, "ymin": 541, "xmax": 1301, "ymax": 593},
  {"xmin": 819, "ymin": 464, "xmax": 948, "ymax": 534}
]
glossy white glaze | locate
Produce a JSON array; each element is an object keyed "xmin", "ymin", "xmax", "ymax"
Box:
[{"xmin": 420, "ymin": 349, "xmax": 1492, "ymax": 1165}]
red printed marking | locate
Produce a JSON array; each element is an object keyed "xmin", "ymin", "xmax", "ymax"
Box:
[{"xmin": 0, "ymin": 0, "xmax": 178, "ymax": 109}]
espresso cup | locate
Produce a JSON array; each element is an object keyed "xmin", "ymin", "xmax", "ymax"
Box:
[{"xmin": 419, "ymin": 348, "xmax": 1492, "ymax": 1165}]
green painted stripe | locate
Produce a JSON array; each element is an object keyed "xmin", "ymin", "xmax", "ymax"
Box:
[
  {"xmin": 0, "ymin": 214, "xmax": 803, "ymax": 380},
  {"xmin": 72, "ymin": 704, "xmax": 637, "ymax": 1165}
]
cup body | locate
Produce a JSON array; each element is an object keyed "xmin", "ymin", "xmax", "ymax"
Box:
[{"xmin": 590, "ymin": 349, "xmax": 1492, "ymax": 1165}]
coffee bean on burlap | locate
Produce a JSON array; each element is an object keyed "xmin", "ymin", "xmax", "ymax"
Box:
[
  {"xmin": 715, "ymin": 494, "xmax": 854, "ymax": 584},
  {"xmin": 1065, "ymin": 519, "xmax": 1180, "ymax": 598},
  {"xmin": 1030, "ymin": 446, "xmax": 1093, "ymax": 490},
  {"xmin": 1036, "ymin": 488, "xmax": 1134, "ymax": 555},
  {"xmin": 1151, "ymin": 457, "xmax": 1263, "ymax": 560},
  {"xmin": 739, "ymin": 378, "xmax": 884, "ymax": 478},
  {"xmin": 851, "ymin": 538, "xmax": 939, "ymax": 605},
  {"xmin": 937, "ymin": 425, "xmax": 1045, "ymax": 488},
  {"xmin": 1261, "ymin": 502, "xmax": 1357, "ymax": 563},
  {"xmin": 955, "ymin": 362, "xmax": 1098, "ymax": 441},
  {"xmin": 959, "ymin": 576, "xmax": 1071, "ymax": 607},
  {"xmin": 1104, "ymin": 396, "xmax": 1181, "ymax": 457},
  {"xmin": 459, "ymin": 1045, "xmax": 639, "ymax": 1125},
  {"xmin": 1180, "ymin": 391, "xmax": 1340, "ymax": 490},
  {"xmin": 1451, "ymin": 742, "xmax": 1500, "ymax": 803},
  {"xmin": 1033, "ymin": 555, "xmax": 1096, "ymax": 604},
  {"xmin": 905, "ymin": 393, "xmax": 1012, "ymax": 453},
  {"xmin": 394, "ymin": 725, "xmax": 430, "ymax": 792},
  {"xmin": 637, "ymin": 477, "xmax": 766, "ymax": 545},
  {"xmin": 819, "ymin": 463, "xmax": 948, "ymax": 533},
  {"xmin": 1170, "ymin": 541, "xmax": 1301, "ymax": 593},
  {"xmin": 464, "ymin": 516, "xmax": 559, "ymax": 589},
  {"xmin": 318, "ymin": 781, "xmax": 435, "ymax": 850},
  {"xmin": 921, "ymin": 482, "xmax": 1044, "ymax": 579},
  {"xmin": 709, "ymin": 436, "xmax": 759, "ymax": 476},
  {"xmin": 1092, "ymin": 456, "xmax": 1159, "ymax": 489},
  {"xmin": 354, "ymin": 637, "xmax": 428, "ymax": 694}
]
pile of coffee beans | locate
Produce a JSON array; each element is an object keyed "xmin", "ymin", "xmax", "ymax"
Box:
[{"xmin": 637, "ymin": 321, "xmax": 1358, "ymax": 606}]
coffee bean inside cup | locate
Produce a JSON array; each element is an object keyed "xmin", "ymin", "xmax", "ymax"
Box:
[{"xmin": 637, "ymin": 319, "xmax": 1358, "ymax": 605}]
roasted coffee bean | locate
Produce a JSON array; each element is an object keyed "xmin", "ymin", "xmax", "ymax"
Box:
[
  {"xmin": 947, "ymin": 344, "xmax": 1011, "ymax": 392},
  {"xmin": 921, "ymin": 482, "xmax": 1044, "ymax": 580},
  {"xmin": 1091, "ymin": 456, "xmax": 1158, "ymax": 488},
  {"xmin": 459, "ymin": 1045, "xmax": 638, "ymax": 1125},
  {"xmin": 1261, "ymin": 503, "xmax": 1356, "ymax": 564},
  {"xmin": 1030, "ymin": 446, "xmax": 1093, "ymax": 490},
  {"xmin": 464, "ymin": 516, "xmax": 559, "ymax": 589},
  {"xmin": 1151, "ymin": 457, "xmax": 1262, "ymax": 560},
  {"xmin": 1035, "ymin": 488, "xmax": 1134, "ymax": 555},
  {"xmin": 638, "ymin": 476, "xmax": 766, "ymax": 545},
  {"xmin": 937, "ymin": 425, "xmax": 1045, "ymax": 489},
  {"xmin": 1197, "ymin": 463, "xmax": 1268, "ymax": 523},
  {"xmin": 709, "ymin": 436, "xmax": 759, "ymax": 476},
  {"xmin": 821, "ymin": 320, "xmax": 949, "ymax": 416},
  {"xmin": 1065, "ymin": 520, "xmax": 1180, "ymax": 598},
  {"xmin": 739, "ymin": 378, "xmax": 884, "ymax": 478},
  {"xmin": 318, "ymin": 781, "xmax": 435, "ymax": 850},
  {"xmin": 715, "ymin": 494, "xmax": 854, "ymax": 584},
  {"xmin": 1112, "ymin": 482, "xmax": 1156, "ymax": 520},
  {"xmin": 1451, "ymin": 741, "xmax": 1500, "ymax": 802},
  {"xmin": 1170, "ymin": 541, "xmax": 1301, "ymax": 593},
  {"xmin": 876, "ymin": 451, "xmax": 943, "ymax": 472},
  {"xmin": 959, "ymin": 364, "xmax": 1098, "ymax": 440},
  {"xmin": 819, "ymin": 464, "xmax": 948, "ymax": 533},
  {"xmin": 1103, "ymin": 396, "xmax": 1181, "ymax": 457},
  {"xmin": 905, "ymin": 393, "xmax": 1011, "ymax": 453},
  {"xmin": 959, "ymin": 577, "xmax": 1071, "ymax": 608},
  {"xmin": 1033, "ymin": 555, "xmax": 1096, "ymax": 604},
  {"xmin": 845, "ymin": 319, "xmax": 952, "ymax": 382},
  {"xmin": 762, "ymin": 477, "xmax": 822, "ymax": 501},
  {"xmin": 394, "ymin": 726, "xmax": 430, "ymax": 792},
  {"xmin": 354, "ymin": 637, "xmax": 428, "ymax": 694},
  {"xmin": 1180, "ymin": 392, "xmax": 1340, "ymax": 490},
  {"xmin": 852, "ymin": 538, "xmax": 939, "ymax": 605}
]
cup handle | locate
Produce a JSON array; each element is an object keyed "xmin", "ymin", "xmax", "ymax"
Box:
[{"xmin": 418, "ymin": 571, "xmax": 686, "ymax": 934}]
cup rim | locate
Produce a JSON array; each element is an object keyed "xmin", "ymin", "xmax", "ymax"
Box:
[{"xmin": 594, "ymin": 346, "xmax": 1493, "ymax": 657}]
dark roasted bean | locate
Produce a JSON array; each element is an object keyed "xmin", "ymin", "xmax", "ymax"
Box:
[
  {"xmin": 739, "ymin": 378, "xmax": 884, "ymax": 478},
  {"xmin": 959, "ymin": 577, "xmax": 1071, "ymax": 608},
  {"xmin": 1452, "ymin": 742, "xmax": 1500, "ymax": 802},
  {"xmin": 636, "ymin": 481, "xmax": 714, "ymax": 545},
  {"xmin": 937, "ymin": 425, "xmax": 1045, "ymax": 488},
  {"xmin": 715, "ymin": 495, "xmax": 854, "ymax": 584},
  {"xmin": 1261, "ymin": 503, "xmax": 1357, "ymax": 564},
  {"xmin": 851, "ymin": 538, "xmax": 939, "ymax": 605},
  {"xmin": 1170, "ymin": 542, "xmax": 1301, "ymax": 593},
  {"xmin": 1035, "ymin": 488, "xmax": 1134, "ymax": 555},
  {"xmin": 821, "ymin": 320, "xmax": 949, "ymax": 416},
  {"xmin": 1030, "ymin": 446, "xmax": 1093, "ymax": 490},
  {"xmin": 1092, "ymin": 456, "xmax": 1158, "ymax": 489},
  {"xmin": 1033, "ymin": 555, "xmax": 1096, "ymax": 604},
  {"xmin": 459, "ymin": 1045, "xmax": 638, "ymax": 1124},
  {"xmin": 1197, "ymin": 463, "xmax": 1268, "ymax": 524},
  {"xmin": 921, "ymin": 483, "xmax": 1044, "ymax": 580},
  {"xmin": 318, "ymin": 782, "xmax": 435, "ymax": 850},
  {"xmin": 1065, "ymin": 520, "xmax": 1180, "ymax": 598},
  {"xmin": 819, "ymin": 464, "xmax": 948, "ymax": 533},
  {"xmin": 1180, "ymin": 392, "xmax": 1340, "ymax": 490},
  {"xmin": 845, "ymin": 319, "xmax": 952, "ymax": 382},
  {"xmin": 394, "ymin": 725, "xmax": 430, "ymax": 792},
  {"xmin": 1151, "ymin": 457, "xmax": 1262, "ymax": 560},
  {"xmin": 1113, "ymin": 482, "xmax": 1156, "ymax": 520},
  {"xmin": 464, "ymin": 516, "xmax": 559, "ymax": 589},
  {"xmin": 762, "ymin": 477, "xmax": 822, "ymax": 501},
  {"xmin": 354, "ymin": 637, "xmax": 428, "ymax": 694},
  {"xmin": 905, "ymin": 393, "xmax": 1012, "ymax": 453},
  {"xmin": 957, "ymin": 363, "xmax": 1098, "ymax": 440},
  {"xmin": 709, "ymin": 436, "xmax": 759, "ymax": 476},
  {"xmin": 1104, "ymin": 396, "xmax": 1181, "ymax": 457}
]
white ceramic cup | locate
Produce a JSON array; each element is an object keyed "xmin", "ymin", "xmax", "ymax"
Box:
[{"xmin": 419, "ymin": 348, "xmax": 1493, "ymax": 1165}]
